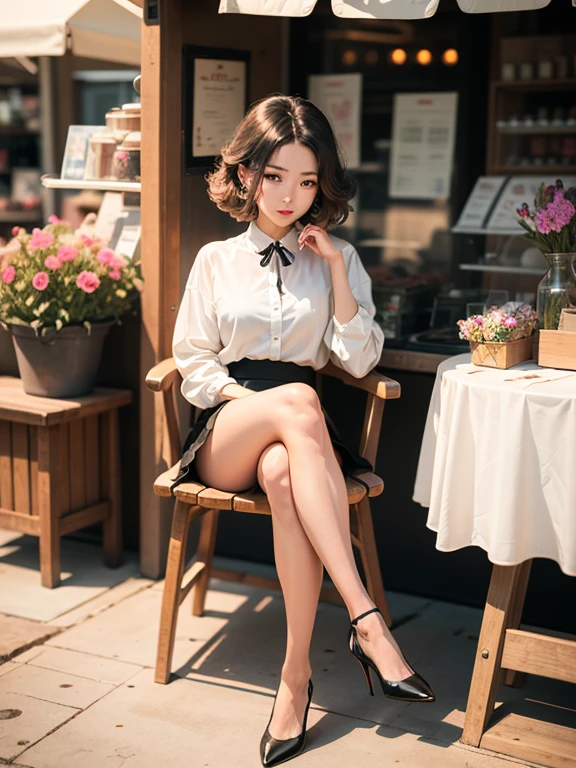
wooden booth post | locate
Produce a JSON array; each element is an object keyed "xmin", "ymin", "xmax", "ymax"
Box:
[{"xmin": 139, "ymin": 0, "xmax": 183, "ymax": 577}]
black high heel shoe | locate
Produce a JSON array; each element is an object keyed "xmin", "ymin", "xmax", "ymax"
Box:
[
  {"xmin": 349, "ymin": 607, "xmax": 435, "ymax": 703},
  {"xmin": 260, "ymin": 678, "xmax": 313, "ymax": 767}
]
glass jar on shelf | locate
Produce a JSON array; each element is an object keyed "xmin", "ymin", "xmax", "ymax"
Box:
[{"xmin": 111, "ymin": 131, "xmax": 141, "ymax": 181}]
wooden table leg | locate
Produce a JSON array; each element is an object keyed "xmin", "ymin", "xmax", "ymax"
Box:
[
  {"xmin": 37, "ymin": 425, "xmax": 61, "ymax": 588},
  {"xmin": 461, "ymin": 563, "xmax": 525, "ymax": 747},
  {"xmin": 503, "ymin": 559, "xmax": 532, "ymax": 688},
  {"xmin": 102, "ymin": 409, "xmax": 123, "ymax": 568}
]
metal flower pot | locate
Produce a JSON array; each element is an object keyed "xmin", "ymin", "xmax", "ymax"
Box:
[{"xmin": 10, "ymin": 321, "xmax": 115, "ymax": 398}]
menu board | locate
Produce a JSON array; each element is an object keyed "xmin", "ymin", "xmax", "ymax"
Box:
[
  {"xmin": 389, "ymin": 92, "xmax": 458, "ymax": 200},
  {"xmin": 308, "ymin": 73, "xmax": 362, "ymax": 169},
  {"xmin": 192, "ymin": 58, "xmax": 247, "ymax": 158}
]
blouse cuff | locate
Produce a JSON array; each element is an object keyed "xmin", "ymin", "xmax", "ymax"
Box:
[
  {"xmin": 332, "ymin": 304, "xmax": 372, "ymax": 338},
  {"xmin": 205, "ymin": 373, "xmax": 238, "ymax": 406}
]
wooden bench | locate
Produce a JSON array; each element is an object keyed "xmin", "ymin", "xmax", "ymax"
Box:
[
  {"xmin": 146, "ymin": 358, "xmax": 400, "ymax": 684},
  {"xmin": 0, "ymin": 377, "xmax": 132, "ymax": 587}
]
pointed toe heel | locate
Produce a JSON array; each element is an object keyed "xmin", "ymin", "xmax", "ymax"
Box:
[
  {"xmin": 348, "ymin": 607, "xmax": 435, "ymax": 703},
  {"xmin": 260, "ymin": 679, "xmax": 313, "ymax": 767}
]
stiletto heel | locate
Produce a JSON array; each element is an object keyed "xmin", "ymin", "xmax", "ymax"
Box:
[
  {"xmin": 260, "ymin": 678, "xmax": 313, "ymax": 767},
  {"xmin": 348, "ymin": 607, "xmax": 435, "ymax": 703},
  {"xmin": 355, "ymin": 656, "xmax": 374, "ymax": 696}
]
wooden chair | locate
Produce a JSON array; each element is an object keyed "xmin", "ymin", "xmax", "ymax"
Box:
[{"xmin": 146, "ymin": 358, "xmax": 401, "ymax": 684}]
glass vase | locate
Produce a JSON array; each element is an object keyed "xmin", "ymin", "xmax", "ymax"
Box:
[{"xmin": 536, "ymin": 253, "xmax": 576, "ymax": 330}]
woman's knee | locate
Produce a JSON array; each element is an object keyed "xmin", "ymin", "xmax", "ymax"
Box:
[
  {"xmin": 275, "ymin": 383, "xmax": 324, "ymax": 433},
  {"xmin": 258, "ymin": 442, "xmax": 292, "ymax": 499}
]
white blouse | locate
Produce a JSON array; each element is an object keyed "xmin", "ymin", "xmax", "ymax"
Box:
[{"xmin": 172, "ymin": 221, "xmax": 385, "ymax": 410}]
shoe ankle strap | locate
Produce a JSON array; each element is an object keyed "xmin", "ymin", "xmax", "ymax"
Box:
[{"xmin": 350, "ymin": 606, "xmax": 381, "ymax": 626}]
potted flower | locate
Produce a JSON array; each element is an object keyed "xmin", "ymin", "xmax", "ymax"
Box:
[
  {"xmin": 0, "ymin": 217, "xmax": 143, "ymax": 397},
  {"xmin": 517, "ymin": 179, "xmax": 576, "ymax": 330},
  {"xmin": 457, "ymin": 303, "xmax": 538, "ymax": 369}
]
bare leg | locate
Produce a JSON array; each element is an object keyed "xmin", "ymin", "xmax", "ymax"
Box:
[
  {"xmin": 256, "ymin": 442, "xmax": 323, "ymax": 740},
  {"xmin": 196, "ymin": 384, "xmax": 411, "ymax": 686}
]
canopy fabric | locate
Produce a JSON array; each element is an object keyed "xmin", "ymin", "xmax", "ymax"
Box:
[
  {"xmin": 0, "ymin": 0, "xmax": 142, "ymax": 65},
  {"xmin": 218, "ymin": 0, "xmax": 553, "ymax": 17}
]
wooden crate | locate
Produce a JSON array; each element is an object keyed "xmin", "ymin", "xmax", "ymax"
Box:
[
  {"xmin": 538, "ymin": 330, "xmax": 576, "ymax": 370},
  {"xmin": 470, "ymin": 336, "xmax": 534, "ymax": 369}
]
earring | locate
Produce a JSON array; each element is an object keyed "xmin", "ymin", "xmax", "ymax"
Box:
[{"xmin": 237, "ymin": 183, "xmax": 248, "ymax": 201}]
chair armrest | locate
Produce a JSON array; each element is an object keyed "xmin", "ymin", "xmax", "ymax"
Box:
[
  {"xmin": 319, "ymin": 361, "xmax": 400, "ymax": 400},
  {"xmin": 145, "ymin": 357, "xmax": 181, "ymax": 393}
]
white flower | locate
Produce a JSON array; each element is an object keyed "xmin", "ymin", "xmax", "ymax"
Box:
[
  {"xmin": 55, "ymin": 319, "xmax": 63, "ymax": 330},
  {"xmin": 14, "ymin": 281, "xmax": 26, "ymax": 292},
  {"xmin": 25, "ymin": 295, "xmax": 35, "ymax": 307},
  {"xmin": 115, "ymin": 289, "xmax": 127, "ymax": 298}
]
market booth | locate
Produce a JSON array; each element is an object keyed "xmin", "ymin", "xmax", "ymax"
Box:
[{"xmin": 137, "ymin": 1, "xmax": 576, "ymax": 766}]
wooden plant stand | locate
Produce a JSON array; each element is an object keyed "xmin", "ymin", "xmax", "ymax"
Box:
[
  {"xmin": 461, "ymin": 560, "xmax": 576, "ymax": 768},
  {"xmin": 0, "ymin": 377, "xmax": 132, "ymax": 587}
]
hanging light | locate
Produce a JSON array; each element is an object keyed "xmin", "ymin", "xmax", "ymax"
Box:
[
  {"xmin": 389, "ymin": 48, "xmax": 407, "ymax": 65},
  {"xmin": 342, "ymin": 49, "xmax": 357, "ymax": 66},
  {"xmin": 442, "ymin": 48, "xmax": 458, "ymax": 65},
  {"xmin": 416, "ymin": 49, "xmax": 433, "ymax": 65}
]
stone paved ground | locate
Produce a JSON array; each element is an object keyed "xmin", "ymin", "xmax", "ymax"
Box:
[{"xmin": 1, "ymin": 530, "xmax": 573, "ymax": 768}]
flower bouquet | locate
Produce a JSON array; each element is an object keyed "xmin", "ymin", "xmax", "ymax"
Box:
[
  {"xmin": 457, "ymin": 303, "xmax": 538, "ymax": 369},
  {"xmin": 517, "ymin": 179, "xmax": 576, "ymax": 331},
  {"xmin": 0, "ymin": 217, "xmax": 143, "ymax": 397}
]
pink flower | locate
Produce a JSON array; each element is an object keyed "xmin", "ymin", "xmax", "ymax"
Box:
[
  {"xmin": 115, "ymin": 150, "xmax": 128, "ymax": 161},
  {"xmin": 57, "ymin": 245, "xmax": 78, "ymax": 263},
  {"xmin": 44, "ymin": 256, "xmax": 61, "ymax": 270},
  {"xmin": 109, "ymin": 254, "xmax": 127, "ymax": 269},
  {"xmin": 76, "ymin": 270, "xmax": 100, "ymax": 293},
  {"xmin": 97, "ymin": 248, "xmax": 115, "ymax": 266},
  {"xmin": 32, "ymin": 272, "xmax": 49, "ymax": 291},
  {"xmin": 504, "ymin": 316, "xmax": 518, "ymax": 328},
  {"xmin": 109, "ymin": 269, "xmax": 122, "ymax": 280},
  {"xmin": 473, "ymin": 316, "xmax": 484, "ymax": 326},
  {"xmin": 29, "ymin": 229, "xmax": 54, "ymax": 251},
  {"xmin": 48, "ymin": 214, "xmax": 60, "ymax": 225},
  {"xmin": 2, "ymin": 265, "xmax": 16, "ymax": 284},
  {"xmin": 11, "ymin": 226, "xmax": 20, "ymax": 237},
  {"xmin": 81, "ymin": 234, "xmax": 95, "ymax": 247}
]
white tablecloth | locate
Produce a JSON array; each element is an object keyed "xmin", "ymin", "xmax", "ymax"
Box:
[{"xmin": 413, "ymin": 353, "xmax": 576, "ymax": 575}]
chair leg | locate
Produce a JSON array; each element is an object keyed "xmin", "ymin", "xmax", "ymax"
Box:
[
  {"xmin": 155, "ymin": 499, "xmax": 192, "ymax": 684},
  {"xmin": 191, "ymin": 508, "xmax": 219, "ymax": 617},
  {"xmin": 354, "ymin": 497, "xmax": 393, "ymax": 627}
]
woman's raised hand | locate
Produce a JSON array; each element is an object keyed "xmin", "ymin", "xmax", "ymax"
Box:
[{"xmin": 298, "ymin": 225, "xmax": 342, "ymax": 263}]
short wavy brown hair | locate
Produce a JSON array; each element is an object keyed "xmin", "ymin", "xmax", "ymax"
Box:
[{"xmin": 206, "ymin": 94, "xmax": 356, "ymax": 228}]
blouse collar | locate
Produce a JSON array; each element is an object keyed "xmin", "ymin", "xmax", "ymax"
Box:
[{"xmin": 246, "ymin": 220, "xmax": 303, "ymax": 256}]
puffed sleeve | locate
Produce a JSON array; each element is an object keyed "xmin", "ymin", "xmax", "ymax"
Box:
[
  {"xmin": 172, "ymin": 245, "xmax": 237, "ymax": 409},
  {"xmin": 323, "ymin": 243, "xmax": 385, "ymax": 378}
]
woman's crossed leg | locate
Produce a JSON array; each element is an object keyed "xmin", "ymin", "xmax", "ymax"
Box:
[{"xmin": 194, "ymin": 383, "xmax": 411, "ymax": 738}]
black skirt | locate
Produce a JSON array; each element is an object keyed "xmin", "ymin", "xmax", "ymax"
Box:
[{"xmin": 170, "ymin": 358, "xmax": 371, "ymax": 491}]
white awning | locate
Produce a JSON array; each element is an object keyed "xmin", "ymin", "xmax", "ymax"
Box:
[
  {"xmin": 0, "ymin": 0, "xmax": 142, "ymax": 65},
  {"xmin": 218, "ymin": 0, "xmax": 559, "ymax": 19}
]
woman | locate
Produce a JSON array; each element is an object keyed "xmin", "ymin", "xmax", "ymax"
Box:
[{"xmin": 171, "ymin": 94, "xmax": 434, "ymax": 767}]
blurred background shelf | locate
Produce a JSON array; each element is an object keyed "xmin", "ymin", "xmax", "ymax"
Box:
[
  {"xmin": 41, "ymin": 174, "xmax": 141, "ymax": 193},
  {"xmin": 460, "ymin": 263, "xmax": 547, "ymax": 276}
]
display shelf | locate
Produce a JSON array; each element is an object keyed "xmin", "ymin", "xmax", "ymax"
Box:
[
  {"xmin": 0, "ymin": 209, "xmax": 42, "ymax": 223},
  {"xmin": 491, "ymin": 165, "xmax": 576, "ymax": 175},
  {"xmin": 41, "ymin": 174, "xmax": 141, "ymax": 193},
  {"xmin": 0, "ymin": 126, "xmax": 39, "ymax": 136},
  {"xmin": 460, "ymin": 263, "xmax": 546, "ymax": 276},
  {"xmin": 497, "ymin": 125, "xmax": 576, "ymax": 135},
  {"xmin": 492, "ymin": 78, "xmax": 576, "ymax": 90}
]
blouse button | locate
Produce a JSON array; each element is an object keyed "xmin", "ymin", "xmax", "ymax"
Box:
[{"xmin": 273, "ymin": 336, "xmax": 279, "ymax": 341}]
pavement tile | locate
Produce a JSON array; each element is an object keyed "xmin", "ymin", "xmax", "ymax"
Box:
[
  {"xmin": 18, "ymin": 668, "xmax": 521, "ymax": 768},
  {"xmin": 0, "ymin": 530, "xmax": 140, "ymax": 623},
  {"xmin": 46, "ymin": 582, "xmax": 248, "ymax": 668},
  {"xmin": 0, "ymin": 664, "xmax": 115, "ymax": 710},
  {"xmin": 0, "ymin": 691, "xmax": 76, "ymax": 763},
  {"xmin": 0, "ymin": 616, "xmax": 60, "ymax": 663},
  {"xmin": 49, "ymin": 577, "xmax": 154, "ymax": 629},
  {"xmin": 0, "ymin": 661, "xmax": 21, "ymax": 679},
  {"xmin": 23, "ymin": 648, "xmax": 142, "ymax": 686}
]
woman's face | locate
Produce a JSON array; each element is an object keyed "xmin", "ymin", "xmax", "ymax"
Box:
[{"xmin": 242, "ymin": 141, "xmax": 319, "ymax": 229}]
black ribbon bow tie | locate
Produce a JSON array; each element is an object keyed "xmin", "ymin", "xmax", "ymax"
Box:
[{"xmin": 258, "ymin": 240, "xmax": 295, "ymax": 294}]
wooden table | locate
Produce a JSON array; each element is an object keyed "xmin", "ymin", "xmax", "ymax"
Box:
[
  {"xmin": 0, "ymin": 377, "xmax": 132, "ymax": 587},
  {"xmin": 461, "ymin": 560, "xmax": 576, "ymax": 768}
]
